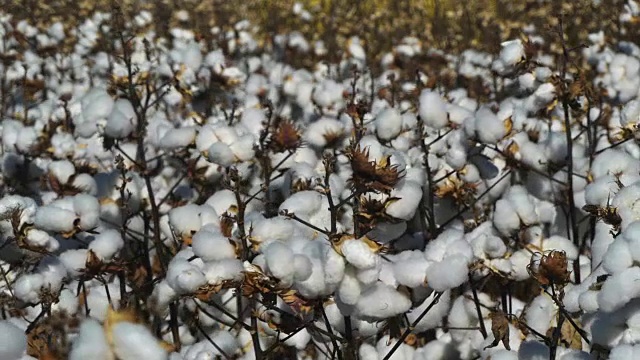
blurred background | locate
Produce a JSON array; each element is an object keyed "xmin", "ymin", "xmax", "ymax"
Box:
[{"xmin": 5, "ymin": 0, "xmax": 633, "ymax": 67}]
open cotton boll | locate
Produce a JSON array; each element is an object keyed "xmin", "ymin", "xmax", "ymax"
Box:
[
  {"xmin": 0, "ymin": 320, "xmax": 27, "ymax": 360},
  {"xmin": 392, "ymin": 250, "xmax": 429, "ymax": 287},
  {"xmin": 341, "ymin": 238, "xmax": 378, "ymax": 269},
  {"xmin": 166, "ymin": 258, "xmax": 207, "ymax": 294},
  {"xmin": 419, "ymin": 90, "xmax": 449, "ymax": 129},
  {"xmin": 426, "ymin": 255, "xmax": 469, "ymax": 291},
  {"xmin": 228, "ymin": 134, "xmax": 256, "ymax": 161},
  {"xmin": 203, "ymin": 259, "xmax": 244, "ymax": 285},
  {"xmin": 49, "ymin": 159, "xmax": 76, "ymax": 184},
  {"xmin": 81, "ymin": 88, "xmax": 114, "ymax": 123},
  {"xmin": 355, "ymin": 282, "xmax": 411, "ymax": 321},
  {"xmin": 525, "ymin": 294, "xmax": 556, "ymax": 335},
  {"xmin": 598, "ymin": 267, "xmax": 640, "ymax": 312},
  {"xmin": 207, "ymin": 142, "xmax": 235, "ymax": 167},
  {"xmin": 293, "ymin": 254, "xmax": 313, "ymax": 282},
  {"xmin": 169, "ymin": 204, "xmax": 202, "ymax": 237},
  {"xmin": 73, "ymin": 194, "xmax": 100, "ymax": 229},
  {"xmin": 408, "ymin": 290, "xmax": 451, "ymax": 332},
  {"xmin": 500, "ymin": 39, "xmax": 525, "ymax": 66},
  {"xmin": 493, "ymin": 199, "xmax": 521, "ymax": 235},
  {"xmin": 375, "ymin": 108, "xmax": 403, "ymax": 140},
  {"xmin": 473, "ymin": 107, "xmax": 506, "ymax": 144},
  {"xmin": 34, "ymin": 205, "xmax": 77, "ymax": 233},
  {"xmin": 112, "ymin": 322, "xmax": 168, "ymax": 360},
  {"xmin": 385, "ymin": 181, "xmax": 422, "ymax": 220},
  {"xmin": 264, "ymin": 241, "xmax": 296, "ymax": 285},
  {"xmin": 59, "ymin": 249, "xmax": 89, "ymax": 277},
  {"xmin": 69, "ymin": 319, "xmax": 110, "ymax": 360},
  {"xmin": 305, "ymin": 117, "xmax": 345, "ymax": 147},
  {"xmin": 159, "ymin": 127, "xmax": 197, "ymax": 150},
  {"xmin": 105, "ymin": 98, "xmax": 136, "ymax": 139},
  {"xmin": 338, "ymin": 266, "xmax": 362, "ymax": 305},
  {"xmin": 14, "ymin": 273, "xmax": 44, "ymax": 304},
  {"xmin": 89, "ymin": 229, "xmax": 124, "ymax": 260},
  {"xmin": 191, "ymin": 230, "xmax": 236, "ymax": 261}
]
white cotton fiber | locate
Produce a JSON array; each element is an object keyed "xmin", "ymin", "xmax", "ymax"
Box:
[
  {"xmin": 203, "ymin": 259, "xmax": 244, "ymax": 285},
  {"xmin": 419, "ymin": 90, "xmax": 449, "ymax": 129},
  {"xmin": 191, "ymin": 230, "xmax": 236, "ymax": 261},
  {"xmin": 49, "ymin": 160, "xmax": 76, "ymax": 184},
  {"xmin": 112, "ymin": 322, "xmax": 168, "ymax": 360},
  {"xmin": 385, "ymin": 181, "xmax": 422, "ymax": 220},
  {"xmin": 356, "ymin": 282, "xmax": 411, "ymax": 320},
  {"xmin": 408, "ymin": 290, "xmax": 451, "ymax": 332},
  {"xmin": 598, "ymin": 266, "xmax": 640, "ymax": 312},
  {"xmin": 602, "ymin": 239, "xmax": 633, "ymax": 274},
  {"xmin": 169, "ymin": 204, "xmax": 202, "ymax": 236},
  {"xmin": 342, "ymin": 239, "xmax": 378, "ymax": 269},
  {"xmin": 474, "ymin": 107, "xmax": 506, "ymax": 144},
  {"xmin": 426, "ymin": 255, "xmax": 469, "ymax": 291},
  {"xmin": 34, "ymin": 206, "xmax": 77, "ymax": 233},
  {"xmin": 375, "ymin": 108, "xmax": 403, "ymax": 140},
  {"xmin": 0, "ymin": 320, "xmax": 27, "ymax": 360},
  {"xmin": 88, "ymin": 229, "xmax": 124, "ymax": 261},
  {"xmin": 160, "ymin": 127, "xmax": 197, "ymax": 150},
  {"xmin": 69, "ymin": 319, "xmax": 110, "ymax": 360},
  {"xmin": 499, "ymin": 39, "xmax": 525, "ymax": 66},
  {"xmin": 265, "ymin": 241, "xmax": 296, "ymax": 284},
  {"xmin": 207, "ymin": 142, "xmax": 235, "ymax": 167},
  {"xmin": 105, "ymin": 98, "xmax": 136, "ymax": 139},
  {"xmin": 73, "ymin": 194, "xmax": 100, "ymax": 229},
  {"xmin": 338, "ymin": 267, "xmax": 362, "ymax": 305},
  {"xmin": 392, "ymin": 250, "xmax": 429, "ymax": 288},
  {"xmin": 293, "ymin": 254, "xmax": 313, "ymax": 281}
]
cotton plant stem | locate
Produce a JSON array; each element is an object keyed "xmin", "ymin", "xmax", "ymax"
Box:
[{"xmin": 382, "ymin": 292, "xmax": 443, "ymax": 360}]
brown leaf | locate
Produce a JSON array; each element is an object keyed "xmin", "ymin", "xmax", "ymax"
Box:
[{"xmin": 485, "ymin": 311, "xmax": 510, "ymax": 350}]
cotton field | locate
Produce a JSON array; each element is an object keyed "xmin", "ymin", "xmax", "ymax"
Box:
[{"xmin": 1, "ymin": 1, "xmax": 640, "ymax": 359}]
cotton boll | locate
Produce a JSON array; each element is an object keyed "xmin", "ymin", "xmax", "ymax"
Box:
[
  {"xmin": 59, "ymin": 249, "xmax": 90, "ymax": 277},
  {"xmin": 493, "ymin": 199, "xmax": 520, "ymax": 235},
  {"xmin": 203, "ymin": 259, "xmax": 244, "ymax": 285},
  {"xmin": 69, "ymin": 319, "xmax": 110, "ymax": 360},
  {"xmin": 356, "ymin": 282, "xmax": 411, "ymax": 321},
  {"xmin": 603, "ymin": 239, "xmax": 633, "ymax": 274},
  {"xmin": 525, "ymin": 294, "xmax": 556, "ymax": 335},
  {"xmin": 191, "ymin": 230, "xmax": 236, "ymax": 261},
  {"xmin": 419, "ymin": 90, "xmax": 449, "ymax": 129},
  {"xmin": 500, "ymin": 39, "xmax": 525, "ymax": 66},
  {"xmin": 342, "ymin": 239, "xmax": 378, "ymax": 269},
  {"xmin": 408, "ymin": 290, "xmax": 451, "ymax": 332},
  {"xmin": 49, "ymin": 160, "xmax": 76, "ymax": 184},
  {"xmin": 105, "ymin": 98, "xmax": 136, "ymax": 138},
  {"xmin": 338, "ymin": 266, "xmax": 362, "ymax": 305},
  {"xmin": 305, "ymin": 117, "xmax": 345, "ymax": 147},
  {"xmin": 426, "ymin": 255, "xmax": 469, "ymax": 291},
  {"xmin": 34, "ymin": 206, "xmax": 77, "ymax": 233},
  {"xmin": 112, "ymin": 322, "xmax": 168, "ymax": 360},
  {"xmin": 264, "ymin": 241, "xmax": 295, "ymax": 285},
  {"xmin": 73, "ymin": 194, "xmax": 100, "ymax": 230},
  {"xmin": 89, "ymin": 229, "xmax": 124, "ymax": 260},
  {"xmin": 375, "ymin": 108, "xmax": 403, "ymax": 140},
  {"xmin": 385, "ymin": 181, "xmax": 422, "ymax": 220},
  {"xmin": 598, "ymin": 267, "xmax": 640, "ymax": 312},
  {"xmin": 207, "ymin": 142, "xmax": 235, "ymax": 167},
  {"xmin": 473, "ymin": 107, "xmax": 506, "ymax": 144},
  {"xmin": 81, "ymin": 88, "xmax": 114, "ymax": 123},
  {"xmin": 293, "ymin": 254, "xmax": 312, "ymax": 282},
  {"xmin": 0, "ymin": 320, "xmax": 27, "ymax": 360},
  {"xmin": 166, "ymin": 258, "xmax": 207, "ymax": 294},
  {"xmin": 160, "ymin": 127, "xmax": 197, "ymax": 150},
  {"xmin": 392, "ymin": 250, "xmax": 429, "ymax": 287},
  {"xmin": 169, "ymin": 204, "xmax": 202, "ymax": 237}
]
